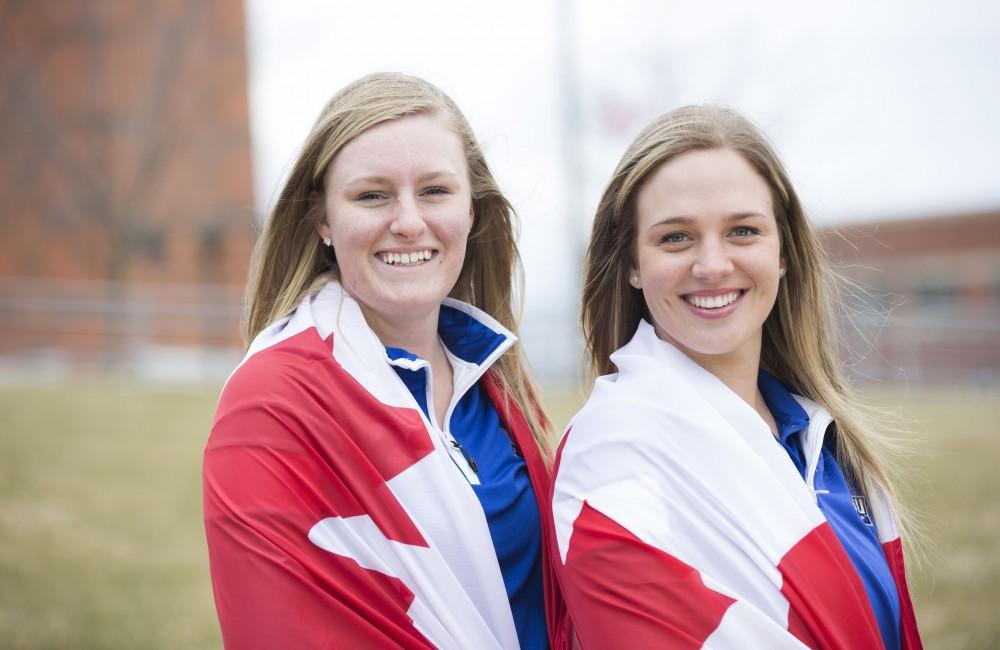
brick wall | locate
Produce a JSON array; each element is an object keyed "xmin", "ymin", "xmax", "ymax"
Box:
[
  {"xmin": 0, "ymin": 0, "xmax": 255, "ymax": 366},
  {"xmin": 821, "ymin": 210, "xmax": 1000, "ymax": 385}
]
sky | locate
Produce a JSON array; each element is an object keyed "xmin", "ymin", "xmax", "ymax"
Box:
[{"xmin": 243, "ymin": 0, "xmax": 1000, "ymax": 380}]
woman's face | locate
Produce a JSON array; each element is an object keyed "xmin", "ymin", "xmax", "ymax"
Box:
[
  {"xmin": 319, "ymin": 112, "xmax": 473, "ymax": 334},
  {"xmin": 632, "ymin": 147, "xmax": 783, "ymax": 371}
]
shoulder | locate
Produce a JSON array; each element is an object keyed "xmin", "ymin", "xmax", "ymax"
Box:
[
  {"xmin": 554, "ymin": 380, "xmax": 676, "ymax": 498},
  {"xmin": 560, "ymin": 361, "xmax": 715, "ymax": 459},
  {"xmin": 564, "ymin": 389, "xmax": 660, "ymax": 452},
  {"xmin": 209, "ymin": 326, "xmax": 343, "ymax": 452},
  {"xmin": 553, "ymin": 354, "xmax": 753, "ymax": 500},
  {"xmin": 225, "ymin": 326, "xmax": 330, "ymax": 402},
  {"xmin": 550, "ymin": 384, "xmax": 688, "ymax": 564},
  {"xmin": 209, "ymin": 321, "xmax": 431, "ymax": 467}
]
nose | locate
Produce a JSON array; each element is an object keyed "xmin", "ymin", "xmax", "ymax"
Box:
[
  {"xmin": 388, "ymin": 195, "xmax": 426, "ymax": 238},
  {"xmin": 691, "ymin": 239, "xmax": 734, "ymax": 280}
]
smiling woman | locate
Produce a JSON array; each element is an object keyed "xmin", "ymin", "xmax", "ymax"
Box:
[
  {"xmin": 318, "ymin": 113, "xmax": 475, "ymax": 406},
  {"xmin": 202, "ymin": 73, "xmax": 569, "ymax": 649},
  {"xmin": 631, "ymin": 148, "xmax": 784, "ymax": 378},
  {"xmin": 551, "ymin": 105, "xmax": 924, "ymax": 649}
]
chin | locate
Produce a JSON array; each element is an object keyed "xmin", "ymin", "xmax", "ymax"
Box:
[
  {"xmin": 679, "ymin": 341, "xmax": 734, "ymax": 357},
  {"xmin": 662, "ymin": 331, "xmax": 747, "ymax": 359},
  {"xmin": 396, "ymin": 286, "xmax": 455, "ymax": 309}
]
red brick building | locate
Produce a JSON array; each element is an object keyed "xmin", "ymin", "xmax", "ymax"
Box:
[
  {"xmin": 822, "ymin": 210, "xmax": 1000, "ymax": 385},
  {"xmin": 0, "ymin": 1, "xmax": 255, "ymax": 373}
]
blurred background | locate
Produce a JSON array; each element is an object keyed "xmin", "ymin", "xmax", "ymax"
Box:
[{"xmin": 1, "ymin": 0, "xmax": 998, "ymax": 647}]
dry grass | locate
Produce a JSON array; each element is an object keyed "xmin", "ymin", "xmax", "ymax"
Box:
[
  {"xmin": 0, "ymin": 383, "xmax": 222, "ymax": 649},
  {"xmin": 0, "ymin": 382, "xmax": 996, "ymax": 648},
  {"xmin": 878, "ymin": 390, "xmax": 1000, "ymax": 649}
]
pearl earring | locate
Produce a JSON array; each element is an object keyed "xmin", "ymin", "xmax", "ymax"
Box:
[
  {"xmin": 322, "ymin": 238, "xmax": 331, "ymax": 247},
  {"xmin": 778, "ymin": 267, "xmax": 786, "ymax": 278}
]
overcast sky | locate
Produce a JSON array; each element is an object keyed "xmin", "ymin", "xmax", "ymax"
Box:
[{"xmin": 244, "ymin": 0, "xmax": 1000, "ymax": 379}]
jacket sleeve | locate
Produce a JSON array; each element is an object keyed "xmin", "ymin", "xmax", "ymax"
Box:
[{"xmin": 203, "ymin": 377, "xmax": 434, "ymax": 650}]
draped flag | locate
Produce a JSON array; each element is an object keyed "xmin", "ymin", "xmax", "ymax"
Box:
[
  {"xmin": 204, "ymin": 282, "xmax": 567, "ymax": 649},
  {"xmin": 551, "ymin": 321, "xmax": 921, "ymax": 649}
]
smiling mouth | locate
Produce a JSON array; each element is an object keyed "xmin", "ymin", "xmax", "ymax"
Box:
[
  {"xmin": 377, "ymin": 249, "xmax": 436, "ymax": 266},
  {"xmin": 684, "ymin": 290, "xmax": 745, "ymax": 309}
]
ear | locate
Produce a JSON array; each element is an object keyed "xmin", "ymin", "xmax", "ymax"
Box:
[
  {"xmin": 628, "ymin": 267, "xmax": 641, "ymax": 289},
  {"xmin": 315, "ymin": 214, "xmax": 331, "ymax": 242}
]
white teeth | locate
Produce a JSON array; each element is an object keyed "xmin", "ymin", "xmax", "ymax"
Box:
[
  {"xmin": 380, "ymin": 249, "xmax": 433, "ymax": 266},
  {"xmin": 686, "ymin": 291, "xmax": 741, "ymax": 309}
]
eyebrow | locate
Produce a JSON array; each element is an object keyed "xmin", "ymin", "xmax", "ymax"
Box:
[
  {"xmin": 650, "ymin": 212, "xmax": 767, "ymax": 227},
  {"xmin": 344, "ymin": 170, "xmax": 460, "ymax": 186}
]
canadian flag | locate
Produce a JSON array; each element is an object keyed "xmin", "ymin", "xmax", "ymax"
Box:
[
  {"xmin": 550, "ymin": 321, "xmax": 922, "ymax": 649},
  {"xmin": 205, "ymin": 328, "xmax": 443, "ymax": 648},
  {"xmin": 204, "ymin": 284, "xmax": 568, "ymax": 649}
]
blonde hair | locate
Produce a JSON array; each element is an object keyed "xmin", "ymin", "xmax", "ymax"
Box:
[
  {"xmin": 582, "ymin": 105, "xmax": 906, "ymax": 523},
  {"xmin": 245, "ymin": 72, "xmax": 552, "ymax": 456}
]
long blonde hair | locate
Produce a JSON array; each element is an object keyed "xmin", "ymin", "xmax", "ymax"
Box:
[
  {"xmin": 245, "ymin": 72, "xmax": 552, "ymax": 455},
  {"xmin": 582, "ymin": 105, "xmax": 905, "ymax": 522}
]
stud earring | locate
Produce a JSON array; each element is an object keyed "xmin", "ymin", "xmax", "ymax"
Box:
[
  {"xmin": 778, "ymin": 267, "xmax": 786, "ymax": 278},
  {"xmin": 322, "ymin": 238, "xmax": 331, "ymax": 247},
  {"xmin": 630, "ymin": 274, "xmax": 641, "ymax": 288}
]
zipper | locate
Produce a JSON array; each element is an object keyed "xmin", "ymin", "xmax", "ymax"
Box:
[
  {"xmin": 450, "ymin": 439, "xmax": 479, "ymax": 473},
  {"xmin": 423, "ymin": 353, "xmax": 481, "ymax": 484}
]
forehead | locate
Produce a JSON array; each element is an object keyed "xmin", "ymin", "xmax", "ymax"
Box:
[
  {"xmin": 326, "ymin": 112, "xmax": 466, "ymax": 183},
  {"xmin": 636, "ymin": 148, "xmax": 773, "ymax": 222}
]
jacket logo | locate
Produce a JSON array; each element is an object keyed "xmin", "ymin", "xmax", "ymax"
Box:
[{"xmin": 851, "ymin": 495, "xmax": 874, "ymax": 527}]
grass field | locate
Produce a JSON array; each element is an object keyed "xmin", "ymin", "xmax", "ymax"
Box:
[{"xmin": 1, "ymin": 382, "xmax": 997, "ymax": 648}]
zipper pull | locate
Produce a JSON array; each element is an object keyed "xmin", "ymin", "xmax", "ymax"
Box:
[
  {"xmin": 451, "ymin": 439, "xmax": 479, "ymax": 474},
  {"xmin": 502, "ymin": 428, "xmax": 523, "ymax": 458}
]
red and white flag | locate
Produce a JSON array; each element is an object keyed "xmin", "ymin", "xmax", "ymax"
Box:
[
  {"xmin": 204, "ymin": 282, "xmax": 567, "ymax": 649},
  {"xmin": 551, "ymin": 320, "xmax": 921, "ymax": 649}
]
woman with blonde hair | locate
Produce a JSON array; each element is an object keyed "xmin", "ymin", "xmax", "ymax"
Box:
[
  {"xmin": 204, "ymin": 72, "xmax": 568, "ymax": 649},
  {"xmin": 551, "ymin": 106, "xmax": 921, "ymax": 648}
]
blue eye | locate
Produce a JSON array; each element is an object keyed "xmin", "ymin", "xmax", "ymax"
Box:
[
  {"xmin": 661, "ymin": 232, "xmax": 690, "ymax": 244},
  {"xmin": 731, "ymin": 226, "xmax": 760, "ymax": 237}
]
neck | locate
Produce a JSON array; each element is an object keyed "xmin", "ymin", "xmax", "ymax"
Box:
[
  {"xmin": 682, "ymin": 342, "xmax": 778, "ymax": 436},
  {"xmin": 360, "ymin": 303, "xmax": 455, "ymax": 430},
  {"xmin": 361, "ymin": 305, "xmax": 442, "ymax": 361},
  {"xmin": 669, "ymin": 331, "xmax": 762, "ymax": 409},
  {"xmin": 696, "ymin": 351, "xmax": 760, "ymax": 408}
]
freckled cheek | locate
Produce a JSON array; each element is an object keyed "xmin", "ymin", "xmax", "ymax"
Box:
[
  {"xmin": 640, "ymin": 262, "xmax": 687, "ymax": 295},
  {"xmin": 333, "ymin": 253, "xmax": 369, "ymax": 289},
  {"xmin": 428, "ymin": 210, "xmax": 473, "ymax": 242},
  {"xmin": 334, "ymin": 222, "xmax": 384, "ymax": 251},
  {"xmin": 433, "ymin": 229, "xmax": 472, "ymax": 254}
]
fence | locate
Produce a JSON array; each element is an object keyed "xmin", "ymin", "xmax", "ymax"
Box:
[{"xmin": 2, "ymin": 275, "xmax": 999, "ymax": 387}]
